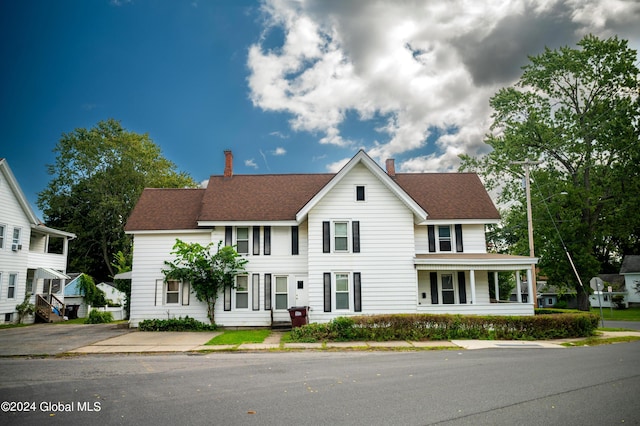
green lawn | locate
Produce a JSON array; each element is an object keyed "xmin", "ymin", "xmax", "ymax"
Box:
[
  {"xmin": 591, "ymin": 307, "xmax": 640, "ymax": 321},
  {"xmin": 205, "ymin": 329, "xmax": 271, "ymax": 345}
]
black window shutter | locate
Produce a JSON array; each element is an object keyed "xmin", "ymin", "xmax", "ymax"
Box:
[
  {"xmin": 225, "ymin": 226, "xmax": 232, "ymax": 246},
  {"xmin": 428, "ymin": 225, "xmax": 436, "ymax": 252},
  {"xmin": 264, "ymin": 274, "xmax": 272, "ymax": 310},
  {"xmin": 291, "ymin": 226, "xmax": 299, "ymax": 255},
  {"xmin": 264, "ymin": 226, "xmax": 271, "ymax": 255},
  {"xmin": 322, "ymin": 221, "xmax": 330, "ymax": 253},
  {"xmin": 430, "ymin": 272, "xmax": 438, "ymax": 304},
  {"xmin": 457, "ymin": 271, "xmax": 467, "ymax": 303},
  {"xmin": 252, "ymin": 274, "xmax": 260, "ymax": 310},
  {"xmin": 323, "ymin": 273, "xmax": 331, "ymax": 312},
  {"xmin": 224, "ymin": 284, "xmax": 231, "ymax": 311},
  {"xmin": 354, "ymin": 272, "xmax": 362, "ymax": 312},
  {"xmin": 352, "ymin": 220, "xmax": 360, "ymax": 253},
  {"xmin": 455, "ymin": 224, "xmax": 464, "ymax": 252},
  {"xmin": 253, "ymin": 226, "xmax": 260, "ymax": 255}
]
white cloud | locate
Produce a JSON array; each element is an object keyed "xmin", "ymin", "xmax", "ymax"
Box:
[
  {"xmin": 272, "ymin": 147, "xmax": 286, "ymax": 155},
  {"xmin": 248, "ymin": 0, "xmax": 640, "ymax": 171},
  {"xmin": 245, "ymin": 159, "xmax": 258, "ymax": 169}
]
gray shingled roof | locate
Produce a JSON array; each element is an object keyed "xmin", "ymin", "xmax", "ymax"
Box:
[{"xmin": 620, "ymin": 255, "xmax": 640, "ymax": 274}]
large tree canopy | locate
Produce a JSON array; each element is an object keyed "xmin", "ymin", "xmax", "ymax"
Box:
[
  {"xmin": 461, "ymin": 35, "xmax": 640, "ymax": 310},
  {"xmin": 38, "ymin": 119, "xmax": 196, "ymax": 282}
]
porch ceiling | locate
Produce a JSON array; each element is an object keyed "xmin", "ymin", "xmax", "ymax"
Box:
[
  {"xmin": 34, "ymin": 267, "xmax": 70, "ymax": 280},
  {"xmin": 414, "ymin": 253, "xmax": 538, "ymax": 271}
]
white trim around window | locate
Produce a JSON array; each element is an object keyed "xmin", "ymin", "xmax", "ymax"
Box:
[
  {"xmin": 335, "ymin": 272, "xmax": 351, "ymax": 310},
  {"xmin": 0, "ymin": 223, "xmax": 6, "ymax": 249},
  {"xmin": 274, "ymin": 275, "xmax": 288, "ymax": 310},
  {"xmin": 235, "ymin": 275, "xmax": 249, "ymax": 309},
  {"xmin": 159, "ymin": 279, "xmax": 190, "ymax": 306},
  {"xmin": 8, "ymin": 273, "xmax": 18, "ymax": 300}
]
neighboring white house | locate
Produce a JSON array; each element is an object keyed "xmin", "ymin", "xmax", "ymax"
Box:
[
  {"xmin": 0, "ymin": 158, "xmax": 75, "ymax": 323},
  {"xmin": 124, "ymin": 150, "xmax": 538, "ymax": 327}
]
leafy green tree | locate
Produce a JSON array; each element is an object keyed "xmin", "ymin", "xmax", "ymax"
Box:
[
  {"xmin": 38, "ymin": 119, "xmax": 196, "ymax": 282},
  {"xmin": 162, "ymin": 240, "xmax": 248, "ymax": 324},
  {"xmin": 461, "ymin": 35, "xmax": 640, "ymax": 310},
  {"xmin": 76, "ymin": 273, "xmax": 107, "ymax": 307}
]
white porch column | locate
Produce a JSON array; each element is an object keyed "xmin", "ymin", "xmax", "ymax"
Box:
[
  {"xmin": 526, "ymin": 268, "xmax": 533, "ymax": 305},
  {"xmin": 469, "ymin": 270, "xmax": 476, "ymax": 304},
  {"xmin": 515, "ymin": 272, "xmax": 522, "ymax": 303},
  {"xmin": 493, "ymin": 272, "xmax": 499, "ymax": 301}
]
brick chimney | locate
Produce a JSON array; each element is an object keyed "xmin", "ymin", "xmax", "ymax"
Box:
[
  {"xmin": 385, "ymin": 158, "xmax": 396, "ymax": 177},
  {"xmin": 224, "ymin": 150, "xmax": 233, "ymax": 178}
]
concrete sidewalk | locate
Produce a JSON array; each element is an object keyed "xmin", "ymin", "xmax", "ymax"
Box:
[{"xmin": 68, "ymin": 330, "xmax": 640, "ymax": 354}]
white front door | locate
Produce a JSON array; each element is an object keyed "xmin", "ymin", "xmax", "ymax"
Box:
[{"xmin": 294, "ymin": 275, "xmax": 308, "ymax": 307}]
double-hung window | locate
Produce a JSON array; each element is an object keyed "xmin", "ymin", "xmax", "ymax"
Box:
[
  {"xmin": 12, "ymin": 227, "xmax": 21, "ymax": 249},
  {"xmin": 8, "ymin": 274, "xmax": 17, "ymax": 299},
  {"xmin": 334, "ymin": 222, "xmax": 349, "ymax": 251},
  {"xmin": 438, "ymin": 226, "xmax": 452, "ymax": 252},
  {"xmin": 235, "ymin": 275, "xmax": 249, "ymax": 309},
  {"xmin": 165, "ymin": 280, "xmax": 181, "ymax": 304},
  {"xmin": 0, "ymin": 224, "xmax": 5, "ymax": 249},
  {"xmin": 236, "ymin": 228, "xmax": 249, "ymax": 254},
  {"xmin": 275, "ymin": 276, "xmax": 288, "ymax": 310},
  {"xmin": 161, "ymin": 279, "xmax": 189, "ymax": 305},
  {"xmin": 335, "ymin": 273, "xmax": 350, "ymax": 310}
]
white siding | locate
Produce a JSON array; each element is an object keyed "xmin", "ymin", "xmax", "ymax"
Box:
[
  {"xmin": 0, "ymin": 171, "xmax": 30, "ymax": 322},
  {"xmin": 415, "ymin": 224, "xmax": 487, "ymax": 254},
  {"xmin": 129, "ymin": 224, "xmax": 312, "ymax": 327},
  {"xmin": 129, "ymin": 233, "xmax": 212, "ymax": 326},
  {"xmin": 307, "ymin": 163, "xmax": 417, "ymax": 323}
]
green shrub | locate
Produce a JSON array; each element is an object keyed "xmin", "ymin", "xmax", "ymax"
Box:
[
  {"xmin": 288, "ymin": 313, "xmax": 599, "ymax": 342},
  {"xmin": 16, "ymin": 295, "xmax": 35, "ymax": 324},
  {"xmin": 138, "ymin": 316, "xmax": 217, "ymax": 331},
  {"xmin": 553, "ymin": 300, "xmax": 568, "ymax": 309},
  {"xmin": 85, "ymin": 309, "xmax": 113, "ymax": 324}
]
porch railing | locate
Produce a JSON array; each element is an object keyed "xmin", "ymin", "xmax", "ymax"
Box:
[{"xmin": 35, "ymin": 294, "xmax": 66, "ymax": 323}]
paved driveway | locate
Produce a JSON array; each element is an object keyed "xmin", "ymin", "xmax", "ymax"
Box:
[{"xmin": 0, "ymin": 323, "xmax": 133, "ymax": 356}]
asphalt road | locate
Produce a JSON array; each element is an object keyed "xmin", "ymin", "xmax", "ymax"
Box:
[
  {"xmin": 1, "ymin": 342, "xmax": 639, "ymax": 425},
  {"xmin": 0, "ymin": 323, "xmax": 132, "ymax": 356}
]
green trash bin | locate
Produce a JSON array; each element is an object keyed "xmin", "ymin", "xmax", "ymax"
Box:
[{"xmin": 288, "ymin": 306, "xmax": 309, "ymax": 328}]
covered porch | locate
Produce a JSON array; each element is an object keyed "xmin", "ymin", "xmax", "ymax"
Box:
[{"xmin": 415, "ymin": 253, "xmax": 538, "ymax": 316}]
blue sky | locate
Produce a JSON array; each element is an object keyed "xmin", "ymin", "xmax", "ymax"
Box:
[{"xmin": 1, "ymin": 0, "xmax": 639, "ymax": 218}]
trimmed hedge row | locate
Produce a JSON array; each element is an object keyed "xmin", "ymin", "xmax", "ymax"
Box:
[
  {"xmin": 289, "ymin": 313, "xmax": 599, "ymax": 342},
  {"xmin": 138, "ymin": 316, "xmax": 217, "ymax": 331}
]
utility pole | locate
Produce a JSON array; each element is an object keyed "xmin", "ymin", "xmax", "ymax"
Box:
[{"xmin": 511, "ymin": 159, "xmax": 541, "ymax": 308}]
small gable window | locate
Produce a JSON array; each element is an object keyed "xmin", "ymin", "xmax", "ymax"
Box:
[{"xmin": 355, "ymin": 185, "xmax": 365, "ymax": 201}]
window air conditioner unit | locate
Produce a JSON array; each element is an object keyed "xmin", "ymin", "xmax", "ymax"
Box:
[{"xmin": 11, "ymin": 244, "xmax": 18, "ymax": 251}]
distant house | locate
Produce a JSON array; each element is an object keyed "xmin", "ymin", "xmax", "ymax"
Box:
[
  {"xmin": 124, "ymin": 150, "xmax": 538, "ymax": 327},
  {"xmin": 0, "ymin": 158, "xmax": 75, "ymax": 323},
  {"xmin": 613, "ymin": 256, "xmax": 640, "ymax": 308},
  {"xmin": 536, "ymin": 282, "xmax": 578, "ymax": 309},
  {"xmin": 64, "ymin": 276, "xmax": 126, "ymax": 320},
  {"xmin": 589, "ymin": 269, "xmax": 636, "ymax": 308}
]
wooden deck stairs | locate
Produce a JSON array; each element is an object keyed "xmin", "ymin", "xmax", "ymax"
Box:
[{"xmin": 35, "ymin": 294, "xmax": 65, "ymax": 323}]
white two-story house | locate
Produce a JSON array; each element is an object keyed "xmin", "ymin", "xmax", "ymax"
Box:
[
  {"xmin": 124, "ymin": 150, "xmax": 537, "ymax": 327},
  {"xmin": 0, "ymin": 158, "xmax": 75, "ymax": 324}
]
